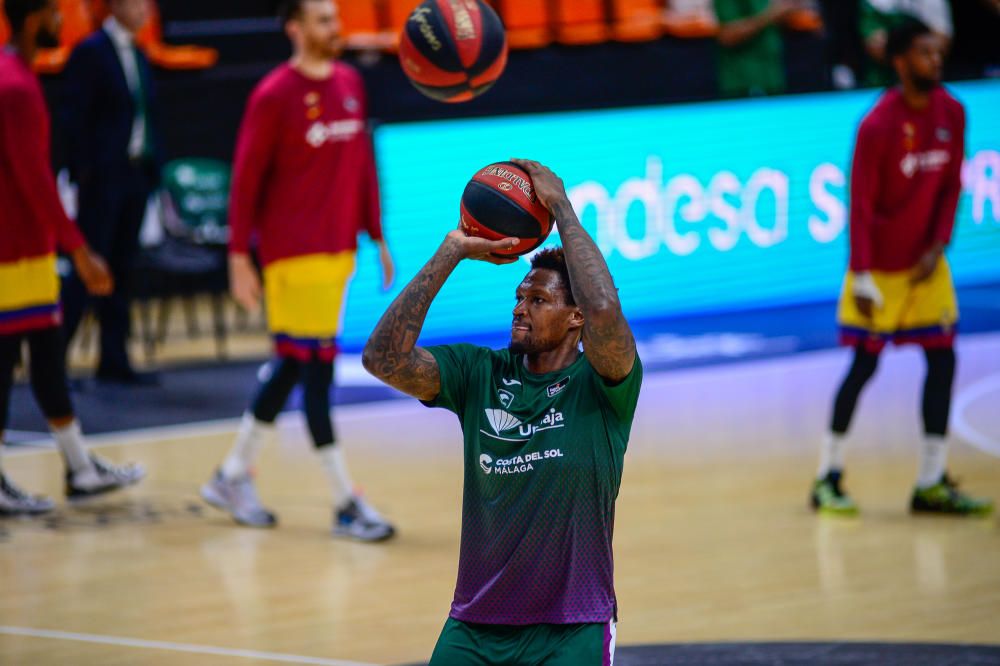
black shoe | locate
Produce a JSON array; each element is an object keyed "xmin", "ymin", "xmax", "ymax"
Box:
[
  {"xmin": 910, "ymin": 473, "xmax": 994, "ymax": 515},
  {"xmin": 95, "ymin": 368, "xmax": 160, "ymax": 386}
]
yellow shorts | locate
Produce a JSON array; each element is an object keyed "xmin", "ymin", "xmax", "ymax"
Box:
[
  {"xmin": 263, "ymin": 252, "xmax": 356, "ymax": 361},
  {"xmin": 0, "ymin": 254, "xmax": 61, "ymax": 335},
  {"xmin": 837, "ymin": 257, "xmax": 958, "ymax": 352}
]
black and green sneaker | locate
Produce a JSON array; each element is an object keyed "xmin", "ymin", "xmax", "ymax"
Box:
[
  {"xmin": 811, "ymin": 470, "xmax": 858, "ymax": 516},
  {"xmin": 911, "ymin": 474, "xmax": 994, "ymax": 516}
]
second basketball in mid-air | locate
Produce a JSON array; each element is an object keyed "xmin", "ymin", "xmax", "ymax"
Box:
[{"xmin": 399, "ymin": 0, "xmax": 508, "ymax": 103}]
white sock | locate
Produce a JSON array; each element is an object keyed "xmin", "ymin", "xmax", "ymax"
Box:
[
  {"xmin": 818, "ymin": 432, "xmax": 846, "ymax": 478},
  {"xmin": 917, "ymin": 435, "xmax": 948, "ymax": 488},
  {"xmin": 221, "ymin": 413, "xmax": 270, "ymax": 480},
  {"xmin": 51, "ymin": 420, "xmax": 95, "ymax": 474},
  {"xmin": 319, "ymin": 446, "xmax": 354, "ymax": 508}
]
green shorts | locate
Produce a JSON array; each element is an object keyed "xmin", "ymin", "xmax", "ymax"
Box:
[{"xmin": 429, "ymin": 617, "xmax": 616, "ymax": 666}]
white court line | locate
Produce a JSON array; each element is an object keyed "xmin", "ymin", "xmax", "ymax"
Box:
[
  {"xmin": 952, "ymin": 373, "xmax": 1000, "ymax": 458},
  {"xmin": 0, "ymin": 626, "xmax": 379, "ymax": 666}
]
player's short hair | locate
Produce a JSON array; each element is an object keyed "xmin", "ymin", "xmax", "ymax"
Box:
[
  {"xmin": 275, "ymin": 0, "xmax": 324, "ymax": 23},
  {"xmin": 530, "ymin": 248, "xmax": 576, "ymax": 306},
  {"xmin": 3, "ymin": 0, "xmax": 48, "ymax": 33},
  {"xmin": 886, "ymin": 17, "xmax": 934, "ymax": 60}
]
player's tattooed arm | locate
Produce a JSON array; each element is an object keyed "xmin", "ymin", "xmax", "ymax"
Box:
[
  {"xmin": 363, "ymin": 230, "xmax": 517, "ymax": 401},
  {"xmin": 513, "ymin": 159, "xmax": 636, "ymax": 383}
]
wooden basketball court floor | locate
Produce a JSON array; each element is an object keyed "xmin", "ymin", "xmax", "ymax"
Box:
[{"xmin": 2, "ymin": 334, "xmax": 999, "ymax": 665}]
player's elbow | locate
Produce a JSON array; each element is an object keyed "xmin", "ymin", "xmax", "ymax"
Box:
[{"xmin": 361, "ymin": 343, "xmax": 382, "ymax": 377}]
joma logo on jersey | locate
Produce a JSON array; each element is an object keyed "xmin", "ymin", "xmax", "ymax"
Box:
[
  {"xmin": 497, "ymin": 389, "xmax": 514, "ymax": 409},
  {"xmin": 480, "ymin": 408, "xmax": 565, "ymax": 442}
]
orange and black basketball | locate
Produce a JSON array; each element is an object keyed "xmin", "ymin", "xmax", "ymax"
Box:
[
  {"xmin": 398, "ymin": 0, "xmax": 508, "ymax": 103},
  {"xmin": 460, "ymin": 162, "xmax": 554, "ymax": 257}
]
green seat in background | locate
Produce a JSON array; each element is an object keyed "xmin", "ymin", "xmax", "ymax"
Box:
[{"xmin": 160, "ymin": 158, "xmax": 232, "ymax": 246}]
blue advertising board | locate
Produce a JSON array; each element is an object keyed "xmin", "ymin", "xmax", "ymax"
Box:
[{"xmin": 340, "ymin": 81, "xmax": 1000, "ymax": 350}]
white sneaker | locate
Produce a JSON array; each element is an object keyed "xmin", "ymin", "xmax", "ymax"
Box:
[
  {"xmin": 66, "ymin": 455, "xmax": 145, "ymax": 500},
  {"xmin": 333, "ymin": 495, "xmax": 395, "ymax": 542},
  {"xmin": 0, "ymin": 473, "xmax": 55, "ymax": 515},
  {"xmin": 201, "ymin": 468, "xmax": 277, "ymax": 527}
]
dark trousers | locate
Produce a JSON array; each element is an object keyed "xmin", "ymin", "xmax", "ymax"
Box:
[
  {"xmin": 251, "ymin": 357, "xmax": 336, "ymax": 448},
  {"xmin": 831, "ymin": 345, "xmax": 956, "ymax": 437},
  {"xmin": 62, "ymin": 162, "xmax": 153, "ymax": 375},
  {"xmin": 0, "ymin": 328, "xmax": 74, "ymax": 435}
]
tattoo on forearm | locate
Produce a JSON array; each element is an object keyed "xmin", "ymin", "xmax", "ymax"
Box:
[
  {"xmin": 553, "ymin": 201, "xmax": 635, "ymax": 379},
  {"xmin": 363, "ymin": 240, "xmax": 463, "ymax": 399}
]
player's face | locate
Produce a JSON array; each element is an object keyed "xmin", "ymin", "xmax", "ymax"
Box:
[
  {"xmin": 509, "ymin": 269, "xmax": 582, "ymax": 356},
  {"xmin": 898, "ymin": 33, "xmax": 944, "ymax": 91},
  {"xmin": 35, "ymin": 0, "xmax": 62, "ymax": 49},
  {"xmin": 295, "ymin": 0, "xmax": 344, "ymax": 60},
  {"xmin": 110, "ymin": 0, "xmax": 150, "ymax": 33}
]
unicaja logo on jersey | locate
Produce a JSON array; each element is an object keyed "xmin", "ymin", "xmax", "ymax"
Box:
[
  {"xmin": 479, "ymin": 454, "xmax": 493, "ymax": 474},
  {"xmin": 485, "ymin": 409, "xmax": 521, "ymax": 435},
  {"xmin": 480, "ymin": 408, "xmax": 567, "ymax": 443}
]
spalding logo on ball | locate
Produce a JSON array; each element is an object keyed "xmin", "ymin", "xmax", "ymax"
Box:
[
  {"xmin": 399, "ymin": 0, "xmax": 508, "ymax": 103},
  {"xmin": 461, "ymin": 162, "xmax": 554, "ymax": 257}
]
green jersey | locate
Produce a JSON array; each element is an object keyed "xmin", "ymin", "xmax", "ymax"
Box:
[
  {"xmin": 423, "ymin": 344, "xmax": 642, "ymax": 625},
  {"xmin": 714, "ymin": 0, "xmax": 786, "ymax": 97}
]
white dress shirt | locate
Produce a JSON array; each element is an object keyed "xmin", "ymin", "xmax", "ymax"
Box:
[{"xmin": 103, "ymin": 16, "xmax": 147, "ymax": 159}]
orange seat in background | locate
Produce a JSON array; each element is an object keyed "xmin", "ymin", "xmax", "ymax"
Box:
[
  {"xmin": 497, "ymin": 0, "xmax": 551, "ymax": 49},
  {"xmin": 0, "ymin": 1, "xmax": 9, "ymax": 47},
  {"xmin": 609, "ymin": 0, "xmax": 663, "ymax": 42},
  {"xmin": 136, "ymin": 1, "xmax": 218, "ymax": 70},
  {"xmin": 33, "ymin": 0, "xmax": 96, "ymax": 73},
  {"xmin": 785, "ymin": 7, "xmax": 823, "ymax": 32},
  {"xmin": 382, "ymin": 0, "xmax": 420, "ymax": 50},
  {"xmin": 340, "ymin": 0, "xmax": 394, "ymax": 50},
  {"xmin": 551, "ymin": 0, "xmax": 608, "ymax": 46},
  {"xmin": 661, "ymin": 0, "xmax": 718, "ymax": 38}
]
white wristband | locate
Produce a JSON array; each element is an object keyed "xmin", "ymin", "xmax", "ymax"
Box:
[{"xmin": 852, "ymin": 272, "xmax": 884, "ymax": 308}]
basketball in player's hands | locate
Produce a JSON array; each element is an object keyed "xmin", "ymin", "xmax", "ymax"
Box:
[{"xmin": 460, "ymin": 162, "xmax": 554, "ymax": 258}]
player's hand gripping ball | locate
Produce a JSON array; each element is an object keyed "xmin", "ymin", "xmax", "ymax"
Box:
[
  {"xmin": 460, "ymin": 162, "xmax": 554, "ymax": 257},
  {"xmin": 399, "ymin": 0, "xmax": 508, "ymax": 103}
]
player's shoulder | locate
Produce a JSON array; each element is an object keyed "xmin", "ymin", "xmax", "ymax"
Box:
[
  {"xmin": 334, "ymin": 61, "xmax": 362, "ymax": 81},
  {"xmin": 249, "ymin": 64, "xmax": 298, "ymax": 104},
  {"xmin": 430, "ymin": 342, "xmax": 495, "ymax": 363},
  {"xmin": 0, "ymin": 57, "xmax": 37, "ymax": 104},
  {"xmin": 857, "ymin": 89, "xmax": 900, "ymax": 135},
  {"xmin": 933, "ymin": 86, "xmax": 965, "ymax": 118},
  {"xmin": 333, "ymin": 62, "xmax": 367, "ymax": 93}
]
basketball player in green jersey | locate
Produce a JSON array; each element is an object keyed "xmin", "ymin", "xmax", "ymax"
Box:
[{"xmin": 364, "ymin": 159, "xmax": 641, "ymax": 664}]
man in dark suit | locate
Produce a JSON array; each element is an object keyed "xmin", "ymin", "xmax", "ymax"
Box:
[{"xmin": 61, "ymin": 0, "xmax": 163, "ymax": 384}]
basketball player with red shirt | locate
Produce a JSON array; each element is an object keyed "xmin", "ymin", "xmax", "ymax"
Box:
[
  {"xmin": 812, "ymin": 19, "xmax": 992, "ymax": 516},
  {"xmin": 0, "ymin": 0, "xmax": 145, "ymax": 514},
  {"xmin": 201, "ymin": 0, "xmax": 396, "ymax": 540}
]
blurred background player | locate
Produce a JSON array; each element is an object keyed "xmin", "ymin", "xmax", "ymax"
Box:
[
  {"xmin": 363, "ymin": 160, "xmax": 641, "ymax": 665},
  {"xmin": 812, "ymin": 19, "xmax": 993, "ymax": 517},
  {"xmin": 860, "ymin": 0, "xmax": 953, "ymax": 87},
  {"xmin": 200, "ymin": 0, "xmax": 396, "ymax": 541},
  {"xmin": 59, "ymin": 0, "xmax": 164, "ymax": 385},
  {"xmin": 714, "ymin": 0, "xmax": 811, "ymax": 98},
  {"xmin": 0, "ymin": 0, "xmax": 145, "ymax": 514}
]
